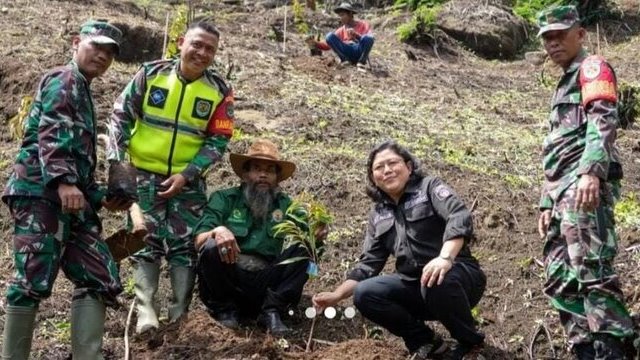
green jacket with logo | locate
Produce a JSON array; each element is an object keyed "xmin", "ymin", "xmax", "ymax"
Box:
[{"xmin": 194, "ymin": 185, "xmax": 292, "ymax": 259}]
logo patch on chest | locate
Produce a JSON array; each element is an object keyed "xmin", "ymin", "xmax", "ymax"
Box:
[
  {"xmin": 272, "ymin": 209, "xmax": 284, "ymax": 222},
  {"xmin": 148, "ymin": 86, "xmax": 168, "ymax": 109},
  {"xmin": 192, "ymin": 97, "xmax": 213, "ymax": 120}
]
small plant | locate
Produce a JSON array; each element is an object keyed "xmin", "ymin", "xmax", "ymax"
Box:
[
  {"xmin": 615, "ymin": 192, "xmax": 640, "ymax": 230},
  {"xmin": 124, "ymin": 276, "xmax": 136, "ymax": 297},
  {"xmin": 165, "ymin": 5, "xmax": 188, "ymax": 59},
  {"xmin": 618, "ymin": 81, "xmax": 640, "ymax": 129},
  {"xmin": 8, "ymin": 96, "xmax": 33, "ymax": 140},
  {"xmin": 273, "ymin": 193, "xmax": 333, "ymax": 279},
  {"xmin": 292, "ymin": 0, "xmax": 309, "ymax": 34},
  {"xmin": 46, "ymin": 319, "xmax": 71, "ymax": 343}
]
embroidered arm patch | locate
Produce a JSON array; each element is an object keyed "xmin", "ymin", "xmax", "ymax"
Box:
[
  {"xmin": 434, "ymin": 184, "xmax": 452, "ymax": 201},
  {"xmin": 579, "ymin": 56, "xmax": 617, "ymax": 106},
  {"xmin": 207, "ymin": 90, "xmax": 235, "ymax": 137}
]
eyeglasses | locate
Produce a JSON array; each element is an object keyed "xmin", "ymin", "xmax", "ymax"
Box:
[{"xmin": 372, "ymin": 158, "xmax": 406, "ymax": 173}]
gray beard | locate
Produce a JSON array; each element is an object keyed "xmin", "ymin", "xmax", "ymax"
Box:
[{"xmin": 243, "ymin": 183, "xmax": 276, "ymax": 222}]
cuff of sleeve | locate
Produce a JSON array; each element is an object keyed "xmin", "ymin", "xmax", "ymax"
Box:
[
  {"xmin": 346, "ymin": 268, "xmax": 369, "ymax": 282},
  {"xmin": 577, "ymin": 164, "xmax": 608, "ymax": 180},
  {"xmin": 180, "ymin": 165, "xmax": 201, "ymax": 184},
  {"xmin": 88, "ymin": 187, "xmax": 107, "ymax": 211},
  {"xmin": 539, "ymin": 196, "xmax": 553, "ymax": 210}
]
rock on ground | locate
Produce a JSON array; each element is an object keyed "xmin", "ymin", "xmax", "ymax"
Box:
[{"xmin": 437, "ymin": 0, "xmax": 528, "ymax": 59}]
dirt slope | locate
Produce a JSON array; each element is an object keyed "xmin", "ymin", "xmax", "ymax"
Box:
[{"xmin": 0, "ymin": 0, "xmax": 639, "ymax": 359}]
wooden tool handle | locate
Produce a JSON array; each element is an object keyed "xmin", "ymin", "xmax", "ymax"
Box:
[{"xmin": 129, "ymin": 203, "xmax": 147, "ymax": 236}]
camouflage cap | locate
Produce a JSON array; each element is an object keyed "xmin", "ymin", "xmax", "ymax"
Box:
[
  {"xmin": 536, "ymin": 5, "xmax": 580, "ymax": 37},
  {"xmin": 79, "ymin": 20, "xmax": 123, "ymax": 53}
]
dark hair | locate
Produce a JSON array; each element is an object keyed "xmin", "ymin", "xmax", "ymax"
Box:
[
  {"xmin": 188, "ymin": 18, "xmax": 220, "ymax": 38},
  {"xmin": 365, "ymin": 140, "xmax": 425, "ymax": 201}
]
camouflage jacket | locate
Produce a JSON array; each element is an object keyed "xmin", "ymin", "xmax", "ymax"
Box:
[
  {"xmin": 2, "ymin": 61, "xmax": 105, "ymax": 209},
  {"xmin": 540, "ymin": 51, "xmax": 621, "ymax": 209},
  {"xmin": 108, "ymin": 59, "xmax": 233, "ymax": 183}
]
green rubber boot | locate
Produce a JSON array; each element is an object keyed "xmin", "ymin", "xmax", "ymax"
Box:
[
  {"xmin": 167, "ymin": 266, "xmax": 195, "ymax": 322},
  {"xmin": 133, "ymin": 261, "xmax": 161, "ymax": 334},
  {"xmin": 1, "ymin": 305, "xmax": 37, "ymax": 360},
  {"xmin": 70, "ymin": 296, "xmax": 105, "ymax": 360}
]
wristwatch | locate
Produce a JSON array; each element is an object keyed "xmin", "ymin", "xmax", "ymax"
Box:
[{"xmin": 439, "ymin": 255, "xmax": 454, "ymax": 263}]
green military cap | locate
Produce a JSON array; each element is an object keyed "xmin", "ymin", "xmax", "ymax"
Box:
[
  {"xmin": 79, "ymin": 20, "xmax": 123, "ymax": 53},
  {"xmin": 536, "ymin": 5, "xmax": 580, "ymax": 37}
]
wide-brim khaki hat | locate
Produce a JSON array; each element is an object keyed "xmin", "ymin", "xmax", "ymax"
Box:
[{"xmin": 229, "ymin": 139, "xmax": 296, "ymax": 182}]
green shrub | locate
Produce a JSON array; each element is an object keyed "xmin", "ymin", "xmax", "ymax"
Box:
[
  {"xmin": 514, "ymin": 0, "xmax": 608, "ymax": 24},
  {"xmin": 394, "ymin": 0, "xmax": 446, "ymax": 11},
  {"xmin": 513, "ymin": 0, "xmax": 567, "ymax": 23},
  {"xmin": 396, "ymin": 4, "xmax": 442, "ymax": 42}
]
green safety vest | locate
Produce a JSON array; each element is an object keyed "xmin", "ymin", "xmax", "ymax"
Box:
[{"xmin": 130, "ymin": 68, "xmax": 224, "ymax": 176}]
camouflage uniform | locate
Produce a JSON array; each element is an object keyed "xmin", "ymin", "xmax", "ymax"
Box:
[
  {"xmin": 108, "ymin": 57, "xmax": 233, "ymax": 331},
  {"xmin": 538, "ymin": 7, "xmax": 633, "ymax": 348},
  {"xmin": 2, "ymin": 61, "xmax": 122, "ymax": 308},
  {"xmin": 108, "ymin": 58, "xmax": 233, "ymax": 267}
]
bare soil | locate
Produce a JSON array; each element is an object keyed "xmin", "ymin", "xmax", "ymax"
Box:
[{"xmin": 1, "ymin": 0, "xmax": 640, "ymax": 359}]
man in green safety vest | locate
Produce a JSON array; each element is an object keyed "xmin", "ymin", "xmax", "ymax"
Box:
[{"xmin": 107, "ymin": 19, "xmax": 235, "ymax": 334}]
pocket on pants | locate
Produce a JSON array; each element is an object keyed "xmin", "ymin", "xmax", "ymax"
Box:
[{"xmin": 13, "ymin": 233, "xmax": 59, "ymax": 298}]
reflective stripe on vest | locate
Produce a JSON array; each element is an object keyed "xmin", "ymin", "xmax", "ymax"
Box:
[{"xmin": 131, "ymin": 69, "xmax": 224, "ymax": 175}]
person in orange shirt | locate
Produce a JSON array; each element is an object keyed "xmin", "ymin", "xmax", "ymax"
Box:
[{"xmin": 307, "ymin": 2, "xmax": 375, "ymax": 69}]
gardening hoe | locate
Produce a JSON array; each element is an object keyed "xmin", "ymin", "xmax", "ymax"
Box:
[{"xmin": 105, "ymin": 203, "xmax": 147, "ymax": 262}]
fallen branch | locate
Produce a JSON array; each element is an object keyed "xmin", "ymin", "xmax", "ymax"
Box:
[
  {"xmin": 312, "ymin": 338, "xmax": 336, "ymax": 346},
  {"xmin": 124, "ymin": 298, "xmax": 136, "ymax": 360}
]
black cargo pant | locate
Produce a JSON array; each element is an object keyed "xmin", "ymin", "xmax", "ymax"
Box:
[
  {"xmin": 197, "ymin": 240, "xmax": 309, "ymax": 318},
  {"xmin": 353, "ymin": 260, "xmax": 486, "ymax": 352}
]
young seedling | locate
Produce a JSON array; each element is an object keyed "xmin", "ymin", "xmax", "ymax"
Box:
[{"xmin": 273, "ymin": 193, "xmax": 332, "ymax": 351}]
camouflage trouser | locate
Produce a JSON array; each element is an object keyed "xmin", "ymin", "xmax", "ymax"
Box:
[
  {"xmin": 5, "ymin": 197, "xmax": 122, "ymax": 308},
  {"xmin": 132, "ymin": 170, "xmax": 207, "ymax": 268},
  {"xmin": 543, "ymin": 182, "xmax": 634, "ymax": 346}
]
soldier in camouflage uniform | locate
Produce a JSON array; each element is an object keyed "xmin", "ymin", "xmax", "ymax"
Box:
[
  {"xmin": 536, "ymin": 6, "xmax": 633, "ymax": 359},
  {"xmin": 107, "ymin": 20, "xmax": 234, "ymax": 334},
  {"xmin": 1, "ymin": 21, "xmax": 130, "ymax": 360}
]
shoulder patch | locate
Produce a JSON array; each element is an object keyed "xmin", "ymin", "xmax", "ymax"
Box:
[
  {"xmin": 579, "ymin": 56, "xmax": 617, "ymax": 106},
  {"xmin": 434, "ymin": 184, "xmax": 453, "ymax": 201},
  {"xmin": 207, "ymin": 90, "xmax": 235, "ymax": 137}
]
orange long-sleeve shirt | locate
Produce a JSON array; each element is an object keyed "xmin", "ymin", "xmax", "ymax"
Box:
[{"xmin": 317, "ymin": 20, "xmax": 372, "ymax": 51}]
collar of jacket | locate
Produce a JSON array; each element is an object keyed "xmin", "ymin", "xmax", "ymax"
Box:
[
  {"xmin": 378, "ymin": 177, "xmax": 424, "ymax": 207},
  {"xmin": 69, "ymin": 60, "xmax": 90, "ymax": 86},
  {"xmin": 564, "ymin": 49, "xmax": 588, "ymax": 74}
]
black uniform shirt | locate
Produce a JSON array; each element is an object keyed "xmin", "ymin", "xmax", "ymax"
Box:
[{"xmin": 347, "ymin": 176, "xmax": 477, "ymax": 282}]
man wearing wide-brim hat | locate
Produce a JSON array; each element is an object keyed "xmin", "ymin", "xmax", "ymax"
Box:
[
  {"xmin": 194, "ymin": 139, "xmax": 312, "ymax": 335},
  {"xmin": 306, "ymin": 1, "xmax": 375, "ymax": 70},
  {"xmin": 536, "ymin": 5, "xmax": 633, "ymax": 359}
]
